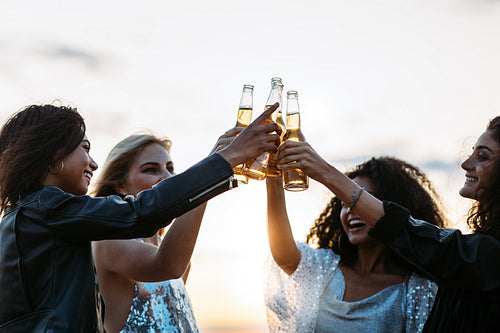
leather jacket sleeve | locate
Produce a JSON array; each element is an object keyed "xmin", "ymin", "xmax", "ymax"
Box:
[
  {"xmin": 368, "ymin": 201, "xmax": 500, "ymax": 291},
  {"xmin": 35, "ymin": 152, "xmax": 236, "ymax": 241}
]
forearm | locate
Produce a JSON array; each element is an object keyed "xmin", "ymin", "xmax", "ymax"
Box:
[
  {"xmin": 43, "ymin": 153, "xmax": 233, "ymax": 241},
  {"xmin": 266, "ymin": 178, "xmax": 300, "ymax": 275},
  {"xmin": 370, "ymin": 201, "xmax": 500, "ymax": 291},
  {"xmin": 277, "ymin": 140, "xmax": 384, "ymax": 226},
  {"xmin": 317, "ymin": 163, "xmax": 385, "ymax": 226},
  {"xmin": 156, "ymin": 203, "xmax": 207, "ymax": 279}
]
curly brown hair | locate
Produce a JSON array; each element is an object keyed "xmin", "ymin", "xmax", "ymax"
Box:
[
  {"xmin": 0, "ymin": 104, "xmax": 85, "ymax": 212},
  {"xmin": 306, "ymin": 156, "xmax": 447, "ymax": 263},
  {"xmin": 467, "ymin": 116, "xmax": 500, "ymax": 237}
]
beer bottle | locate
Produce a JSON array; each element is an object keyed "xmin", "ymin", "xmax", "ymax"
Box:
[
  {"xmin": 243, "ymin": 77, "xmax": 283, "ymax": 180},
  {"xmin": 266, "ymin": 81, "xmax": 286, "ymax": 177},
  {"xmin": 283, "ymin": 90, "xmax": 309, "ymax": 191},
  {"xmin": 233, "ymin": 84, "xmax": 254, "ymax": 184}
]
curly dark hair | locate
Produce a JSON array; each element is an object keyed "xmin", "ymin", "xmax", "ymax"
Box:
[
  {"xmin": 0, "ymin": 104, "xmax": 85, "ymax": 211},
  {"xmin": 466, "ymin": 116, "xmax": 500, "ymax": 237},
  {"xmin": 306, "ymin": 156, "xmax": 447, "ymax": 263}
]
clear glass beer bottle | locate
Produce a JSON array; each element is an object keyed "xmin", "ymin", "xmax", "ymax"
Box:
[
  {"xmin": 243, "ymin": 77, "xmax": 283, "ymax": 180},
  {"xmin": 233, "ymin": 84, "xmax": 254, "ymax": 184},
  {"xmin": 266, "ymin": 81, "xmax": 286, "ymax": 177},
  {"xmin": 283, "ymin": 90, "xmax": 309, "ymax": 191}
]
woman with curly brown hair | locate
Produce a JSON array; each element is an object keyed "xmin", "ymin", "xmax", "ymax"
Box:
[
  {"xmin": 276, "ymin": 116, "xmax": 500, "ymax": 332},
  {"xmin": 264, "ymin": 157, "xmax": 446, "ymax": 332}
]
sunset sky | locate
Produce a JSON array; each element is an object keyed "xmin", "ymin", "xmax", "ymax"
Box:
[{"xmin": 2, "ymin": 0, "xmax": 500, "ymax": 331}]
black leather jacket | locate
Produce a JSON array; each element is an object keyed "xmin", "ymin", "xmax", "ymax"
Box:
[
  {"xmin": 369, "ymin": 201, "xmax": 500, "ymax": 332},
  {"xmin": 0, "ymin": 153, "xmax": 236, "ymax": 332}
]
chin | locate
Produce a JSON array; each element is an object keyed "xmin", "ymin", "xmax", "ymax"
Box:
[
  {"xmin": 348, "ymin": 237, "xmax": 369, "ymax": 247},
  {"xmin": 76, "ymin": 187, "xmax": 89, "ymax": 196},
  {"xmin": 459, "ymin": 186, "xmax": 477, "ymax": 200}
]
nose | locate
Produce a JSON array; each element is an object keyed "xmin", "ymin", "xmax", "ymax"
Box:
[
  {"xmin": 90, "ymin": 156, "xmax": 98, "ymax": 171},
  {"xmin": 461, "ymin": 155, "xmax": 472, "ymax": 171},
  {"xmin": 160, "ymin": 168, "xmax": 173, "ymax": 181}
]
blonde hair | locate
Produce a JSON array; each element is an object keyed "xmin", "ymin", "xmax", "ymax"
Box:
[
  {"xmin": 92, "ymin": 132, "xmax": 171, "ymax": 198},
  {"xmin": 91, "ymin": 133, "xmax": 172, "ymax": 236}
]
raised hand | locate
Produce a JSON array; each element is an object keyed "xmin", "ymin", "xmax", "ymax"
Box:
[
  {"xmin": 217, "ymin": 103, "xmax": 281, "ymax": 168},
  {"xmin": 277, "ymin": 140, "xmax": 331, "ymax": 185},
  {"xmin": 210, "ymin": 127, "xmax": 243, "ymax": 155}
]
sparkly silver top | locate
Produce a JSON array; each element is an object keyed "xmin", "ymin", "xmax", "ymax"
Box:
[
  {"xmin": 264, "ymin": 242, "xmax": 437, "ymax": 333},
  {"xmin": 315, "ymin": 268, "xmax": 405, "ymax": 332},
  {"xmin": 119, "ymin": 239, "xmax": 199, "ymax": 333}
]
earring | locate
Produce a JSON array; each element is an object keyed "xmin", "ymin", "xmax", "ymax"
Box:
[
  {"xmin": 338, "ymin": 232, "xmax": 345, "ymax": 256},
  {"xmin": 48, "ymin": 160, "xmax": 64, "ymax": 175}
]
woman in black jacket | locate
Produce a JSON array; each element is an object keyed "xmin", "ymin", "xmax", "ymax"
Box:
[
  {"xmin": 0, "ymin": 103, "xmax": 281, "ymax": 332},
  {"xmin": 277, "ymin": 116, "xmax": 500, "ymax": 332}
]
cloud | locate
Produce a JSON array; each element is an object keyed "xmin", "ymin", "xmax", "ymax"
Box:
[{"xmin": 45, "ymin": 46, "xmax": 101, "ymax": 69}]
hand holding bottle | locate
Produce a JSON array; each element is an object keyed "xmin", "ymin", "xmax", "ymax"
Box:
[
  {"xmin": 217, "ymin": 102, "xmax": 281, "ymax": 168},
  {"xmin": 277, "ymin": 139, "xmax": 331, "ymax": 186},
  {"xmin": 210, "ymin": 127, "xmax": 243, "ymax": 155}
]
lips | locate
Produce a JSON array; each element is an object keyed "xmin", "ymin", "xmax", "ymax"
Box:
[
  {"xmin": 465, "ymin": 176, "xmax": 478, "ymax": 183},
  {"xmin": 348, "ymin": 219, "xmax": 367, "ymax": 229},
  {"xmin": 84, "ymin": 170, "xmax": 93, "ymax": 182}
]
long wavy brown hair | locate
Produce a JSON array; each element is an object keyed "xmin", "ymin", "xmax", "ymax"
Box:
[
  {"xmin": 466, "ymin": 116, "xmax": 500, "ymax": 238},
  {"xmin": 306, "ymin": 156, "xmax": 447, "ymax": 263},
  {"xmin": 0, "ymin": 104, "xmax": 85, "ymax": 212}
]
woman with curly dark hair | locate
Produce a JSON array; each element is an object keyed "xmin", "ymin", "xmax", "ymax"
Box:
[
  {"xmin": 276, "ymin": 116, "xmax": 500, "ymax": 332},
  {"xmin": 264, "ymin": 156, "xmax": 446, "ymax": 332}
]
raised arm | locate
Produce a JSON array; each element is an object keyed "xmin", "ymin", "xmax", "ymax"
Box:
[
  {"xmin": 277, "ymin": 140, "xmax": 385, "ymax": 226},
  {"xmin": 93, "ymin": 202, "xmax": 206, "ymax": 282},
  {"xmin": 278, "ymin": 140, "xmax": 500, "ymax": 290},
  {"xmin": 266, "ymin": 176, "xmax": 301, "ymax": 275}
]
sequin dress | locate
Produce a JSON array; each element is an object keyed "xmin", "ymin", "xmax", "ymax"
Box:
[
  {"xmin": 264, "ymin": 242, "xmax": 437, "ymax": 333},
  {"xmin": 119, "ymin": 239, "xmax": 199, "ymax": 333}
]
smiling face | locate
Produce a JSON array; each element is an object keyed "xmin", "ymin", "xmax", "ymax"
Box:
[
  {"xmin": 459, "ymin": 130, "xmax": 500, "ymax": 201},
  {"xmin": 116, "ymin": 143, "xmax": 174, "ymax": 197},
  {"xmin": 340, "ymin": 176, "xmax": 379, "ymax": 247},
  {"xmin": 44, "ymin": 135, "xmax": 98, "ymax": 195}
]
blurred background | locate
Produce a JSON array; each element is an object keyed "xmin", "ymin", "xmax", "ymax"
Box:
[{"xmin": 2, "ymin": 0, "xmax": 500, "ymax": 331}]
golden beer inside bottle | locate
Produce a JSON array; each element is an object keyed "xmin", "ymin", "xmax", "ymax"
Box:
[
  {"xmin": 242, "ymin": 115, "xmax": 275, "ymax": 180},
  {"xmin": 233, "ymin": 164, "xmax": 249, "ymax": 184},
  {"xmin": 236, "ymin": 107, "xmax": 252, "ymax": 127},
  {"xmin": 267, "ymin": 108, "xmax": 286, "ymax": 178},
  {"xmin": 283, "ymin": 113, "xmax": 308, "ymax": 191}
]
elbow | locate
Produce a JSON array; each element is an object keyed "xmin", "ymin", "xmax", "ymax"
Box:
[
  {"xmin": 158, "ymin": 262, "xmax": 187, "ymax": 280},
  {"xmin": 271, "ymin": 247, "xmax": 301, "ymax": 275},
  {"xmin": 272, "ymin": 254, "xmax": 300, "ymax": 276}
]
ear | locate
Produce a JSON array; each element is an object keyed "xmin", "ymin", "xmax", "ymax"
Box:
[{"xmin": 114, "ymin": 184, "xmax": 126, "ymax": 196}]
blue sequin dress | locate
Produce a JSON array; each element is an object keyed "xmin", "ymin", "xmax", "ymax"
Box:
[{"xmin": 119, "ymin": 239, "xmax": 199, "ymax": 333}]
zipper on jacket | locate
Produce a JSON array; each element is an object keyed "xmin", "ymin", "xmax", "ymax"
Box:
[{"xmin": 188, "ymin": 176, "xmax": 236, "ymax": 203}]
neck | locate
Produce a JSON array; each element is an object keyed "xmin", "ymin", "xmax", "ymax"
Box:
[{"xmin": 352, "ymin": 244, "xmax": 400, "ymax": 275}]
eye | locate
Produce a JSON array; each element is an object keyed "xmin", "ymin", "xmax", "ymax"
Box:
[
  {"xmin": 143, "ymin": 167, "xmax": 159, "ymax": 173},
  {"xmin": 167, "ymin": 166, "xmax": 174, "ymax": 173},
  {"xmin": 477, "ymin": 152, "xmax": 488, "ymax": 161}
]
